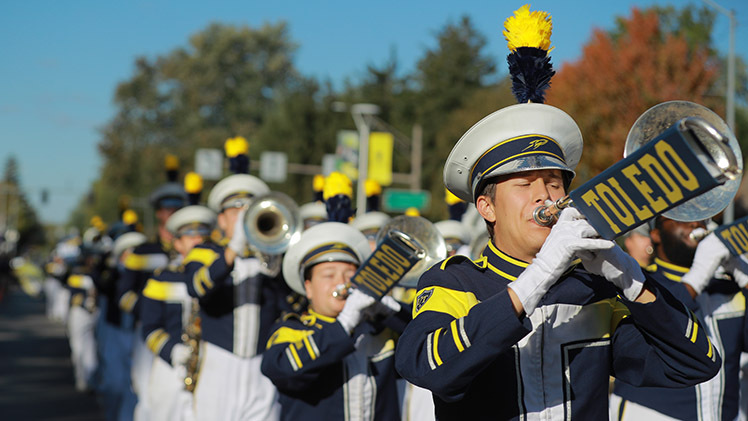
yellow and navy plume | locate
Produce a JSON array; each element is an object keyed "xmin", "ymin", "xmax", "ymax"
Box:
[
  {"xmin": 503, "ymin": 4, "xmax": 555, "ymax": 103},
  {"xmin": 445, "ymin": 188, "xmax": 467, "ymax": 221},
  {"xmin": 184, "ymin": 171, "xmax": 203, "ymax": 205},
  {"xmin": 165, "ymin": 154, "xmax": 180, "ymax": 182},
  {"xmin": 224, "ymin": 136, "xmax": 250, "ymax": 174},
  {"xmin": 365, "ymin": 179, "xmax": 382, "ymax": 212},
  {"xmin": 313, "ymin": 174, "xmax": 325, "ymax": 202},
  {"xmin": 323, "ymin": 172, "xmax": 354, "ymax": 223}
]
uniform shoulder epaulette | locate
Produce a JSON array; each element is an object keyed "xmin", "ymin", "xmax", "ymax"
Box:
[
  {"xmin": 438, "ymin": 254, "xmax": 487, "ymax": 271},
  {"xmin": 282, "ymin": 312, "xmax": 303, "ymax": 322}
]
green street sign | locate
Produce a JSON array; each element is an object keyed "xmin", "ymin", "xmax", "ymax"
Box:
[{"xmin": 383, "ymin": 189, "xmax": 431, "ymax": 212}]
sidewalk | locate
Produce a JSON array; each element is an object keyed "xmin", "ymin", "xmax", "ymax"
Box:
[{"xmin": 0, "ymin": 285, "xmax": 105, "ymax": 421}]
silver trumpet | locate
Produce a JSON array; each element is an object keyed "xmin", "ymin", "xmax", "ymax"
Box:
[
  {"xmin": 532, "ymin": 101, "xmax": 743, "ymax": 231},
  {"xmin": 243, "ymin": 191, "xmax": 302, "ymax": 275}
]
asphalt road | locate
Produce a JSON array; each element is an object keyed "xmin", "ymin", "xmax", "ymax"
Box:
[{"xmin": 0, "ymin": 285, "xmax": 105, "ymax": 421}]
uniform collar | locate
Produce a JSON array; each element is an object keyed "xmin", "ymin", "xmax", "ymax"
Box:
[
  {"xmin": 480, "ymin": 240, "xmax": 529, "ymax": 281},
  {"xmin": 651, "ymin": 257, "xmax": 689, "ymax": 282},
  {"xmin": 306, "ymin": 309, "xmax": 338, "ymax": 324}
]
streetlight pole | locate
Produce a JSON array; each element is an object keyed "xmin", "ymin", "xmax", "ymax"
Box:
[
  {"xmin": 349, "ymin": 103, "xmax": 381, "ymax": 217},
  {"xmin": 702, "ymin": 0, "xmax": 737, "ymax": 222}
]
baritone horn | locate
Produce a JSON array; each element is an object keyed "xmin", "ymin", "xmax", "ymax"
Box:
[
  {"xmin": 243, "ymin": 191, "xmax": 303, "ymax": 274},
  {"xmin": 532, "ymin": 101, "xmax": 743, "ymax": 232}
]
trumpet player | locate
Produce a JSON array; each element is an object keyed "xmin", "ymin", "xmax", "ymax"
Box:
[
  {"xmin": 610, "ymin": 216, "xmax": 748, "ymax": 421},
  {"xmin": 261, "ymin": 222, "xmax": 409, "ymax": 420},
  {"xmin": 394, "ymin": 5, "xmax": 721, "ymax": 420},
  {"xmin": 183, "ymin": 140, "xmax": 290, "ymax": 421}
]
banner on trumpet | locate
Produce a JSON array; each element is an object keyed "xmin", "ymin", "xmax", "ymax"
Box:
[
  {"xmin": 351, "ymin": 232, "xmax": 422, "ymax": 299},
  {"xmin": 713, "ymin": 216, "xmax": 748, "ymax": 256},
  {"xmin": 570, "ymin": 124, "xmax": 723, "ymax": 240}
]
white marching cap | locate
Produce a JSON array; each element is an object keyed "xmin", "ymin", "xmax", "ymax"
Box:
[
  {"xmin": 444, "ymin": 103, "xmax": 583, "ymax": 202},
  {"xmin": 112, "ymin": 232, "xmax": 148, "ymax": 261},
  {"xmin": 281, "ymin": 222, "xmax": 371, "ymax": 296},
  {"xmin": 299, "ymin": 202, "xmax": 328, "ymax": 227},
  {"xmin": 435, "ymin": 220, "xmax": 472, "ymax": 245},
  {"xmin": 350, "ymin": 211, "xmax": 391, "ymax": 235},
  {"xmin": 165, "ymin": 205, "xmax": 217, "ymax": 236},
  {"xmin": 207, "ymin": 174, "xmax": 270, "ymax": 212}
]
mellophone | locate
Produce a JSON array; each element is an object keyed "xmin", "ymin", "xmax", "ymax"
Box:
[{"xmin": 532, "ymin": 101, "xmax": 742, "ymax": 240}]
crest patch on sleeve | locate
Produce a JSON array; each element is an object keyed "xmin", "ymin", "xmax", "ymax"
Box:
[{"xmin": 415, "ymin": 289, "xmax": 434, "ymax": 313}]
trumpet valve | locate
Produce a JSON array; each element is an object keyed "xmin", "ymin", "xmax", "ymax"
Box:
[{"xmin": 332, "ymin": 283, "xmax": 350, "ymax": 300}]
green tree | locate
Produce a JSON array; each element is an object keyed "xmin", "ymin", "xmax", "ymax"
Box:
[
  {"xmin": 82, "ymin": 22, "xmax": 300, "ymax": 227},
  {"xmin": 1, "ymin": 157, "xmax": 45, "ymax": 253},
  {"xmin": 412, "ymin": 16, "xmax": 497, "ymax": 217}
]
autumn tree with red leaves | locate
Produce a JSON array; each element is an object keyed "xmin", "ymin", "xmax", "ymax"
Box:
[{"xmin": 547, "ymin": 8, "xmax": 719, "ymax": 184}]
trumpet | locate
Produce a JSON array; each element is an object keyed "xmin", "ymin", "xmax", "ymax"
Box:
[
  {"xmin": 689, "ymin": 227, "xmax": 712, "ymax": 242},
  {"xmin": 243, "ymin": 191, "xmax": 302, "ymax": 275},
  {"xmin": 531, "ymin": 101, "xmax": 742, "ymax": 236}
]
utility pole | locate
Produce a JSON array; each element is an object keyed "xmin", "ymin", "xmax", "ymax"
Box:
[{"xmin": 702, "ymin": 0, "xmax": 737, "ymax": 222}]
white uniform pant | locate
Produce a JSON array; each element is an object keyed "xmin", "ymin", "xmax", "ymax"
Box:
[
  {"xmin": 43, "ymin": 277, "xmax": 61, "ymax": 320},
  {"xmin": 609, "ymin": 393, "xmax": 680, "ymax": 420},
  {"xmin": 54, "ymin": 287, "xmax": 71, "ymax": 324},
  {"xmin": 132, "ymin": 324, "xmax": 154, "ymax": 421},
  {"xmin": 399, "ymin": 381, "xmax": 435, "ymax": 421},
  {"xmin": 67, "ymin": 306, "xmax": 98, "ymax": 392},
  {"xmin": 148, "ymin": 356, "xmax": 195, "ymax": 421},
  {"xmin": 193, "ymin": 341, "xmax": 279, "ymax": 421}
]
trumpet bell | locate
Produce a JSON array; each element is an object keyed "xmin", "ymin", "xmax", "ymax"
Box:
[
  {"xmin": 625, "ymin": 101, "xmax": 743, "ymax": 222},
  {"xmin": 375, "ymin": 215, "xmax": 447, "ymax": 288},
  {"xmin": 243, "ymin": 192, "xmax": 302, "ymax": 255}
]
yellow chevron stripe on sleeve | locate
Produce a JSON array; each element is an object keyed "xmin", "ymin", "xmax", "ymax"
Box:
[
  {"xmin": 433, "ymin": 327, "xmax": 444, "ymax": 366},
  {"xmin": 303, "ymin": 337, "xmax": 317, "ymax": 360},
  {"xmin": 413, "ymin": 286, "xmax": 479, "ymax": 320},
  {"xmin": 119, "ymin": 291, "xmax": 138, "ymax": 312},
  {"xmin": 690, "ymin": 318, "xmax": 699, "ymax": 343},
  {"xmin": 287, "ymin": 344, "xmax": 303, "ymax": 369},
  {"xmin": 192, "ymin": 267, "xmax": 213, "ymax": 297},
  {"xmin": 145, "ymin": 329, "xmax": 170, "ymax": 354},
  {"xmin": 184, "ymin": 247, "xmax": 220, "ymax": 266},
  {"xmin": 450, "ymin": 319, "xmax": 465, "ymax": 352}
]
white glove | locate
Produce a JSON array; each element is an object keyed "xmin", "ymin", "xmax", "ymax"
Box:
[
  {"xmin": 336, "ymin": 289, "xmax": 376, "ymax": 334},
  {"xmin": 680, "ymin": 233, "xmax": 730, "ymax": 295},
  {"xmin": 579, "ymin": 244, "xmax": 645, "ymax": 300},
  {"xmin": 721, "ymin": 254, "xmax": 748, "ymax": 288},
  {"xmin": 380, "ymin": 295, "xmax": 402, "ymax": 313},
  {"xmin": 227, "ymin": 207, "xmax": 249, "ymax": 255},
  {"xmin": 508, "ymin": 207, "xmax": 614, "ymax": 316},
  {"xmin": 170, "ymin": 343, "xmax": 191, "ymax": 368}
]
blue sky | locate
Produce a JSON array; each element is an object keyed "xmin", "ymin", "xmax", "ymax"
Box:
[{"xmin": 1, "ymin": 0, "xmax": 746, "ymax": 225}]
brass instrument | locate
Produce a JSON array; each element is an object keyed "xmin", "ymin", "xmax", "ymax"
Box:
[
  {"xmin": 532, "ymin": 101, "xmax": 743, "ymax": 231},
  {"xmin": 243, "ymin": 192, "xmax": 303, "ymax": 275},
  {"xmin": 183, "ymin": 298, "xmax": 201, "ymax": 392},
  {"xmin": 332, "ymin": 215, "xmax": 447, "ymax": 299}
]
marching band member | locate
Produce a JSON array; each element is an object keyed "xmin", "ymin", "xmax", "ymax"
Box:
[
  {"xmin": 141, "ymin": 203, "xmax": 216, "ymax": 421},
  {"xmin": 261, "ymin": 222, "xmax": 407, "ymax": 420},
  {"xmin": 610, "ymin": 216, "xmax": 748, "ymax": 420},
  {"xmin": 119, "ymin": 154, "xmax": 187, "ymax": 420},
  {"xmin": 182, "ymin": 137, "xmax": 285, "ymax": 421},
  {"xmin": 394, "ymin": 6, "xmax": 721, "ymax": 420}
]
